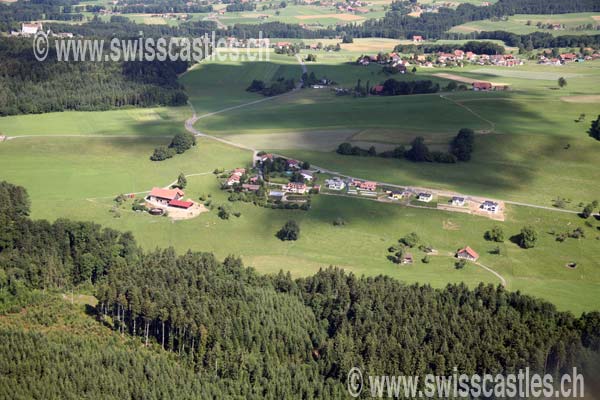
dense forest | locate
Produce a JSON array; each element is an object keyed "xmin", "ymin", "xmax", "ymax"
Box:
[
  {"xmin": 0, "ymin": 37, "xmax": 189, "ymax": 115},
  {"xmin": 1, "ymin": 180, "xmax": 599, "ymax": 398}
]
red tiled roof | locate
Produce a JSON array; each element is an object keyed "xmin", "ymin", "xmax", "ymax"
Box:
[
  {"xmin": 373, "ymin": 85, "xmax": 384, "ymax": 93},
  {"xmin": 149, "ymin": 187, "xmax": 184, "ymax": 200},
  {"xmin": 458, "ymin": 246, "xmax": 479, "ymax": 259},
  {"xmin": 473, "ymin": 81, "xmax": 492, "ymax": 89},
  {"xmin": 168, "ymin": 199, "xmax": 193, "ymax": 209}
]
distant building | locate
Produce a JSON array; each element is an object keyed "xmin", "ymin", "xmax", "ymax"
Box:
[
  {"xmin": 357, "ymin": 181, "xmax": 377, "ymax": 191},
  {"xmin": 401, "ymin": 253, "xmax": 414, "ymax": 264},
  {"xmin": 242, "ymin": 184, "xmax": 260, "ymax": 192},
  {"xmin": 258, "ymin": 153, "xmax": 274, "ymax": 163},
  {"xmin": 481, "ymin": 200, "xmax": 499, "ymax": 213},
  {"xmin": 326, "ymin": 178, "xmax": 345, "ymax": 190},
  {"xmin": 299, "ymin": 170, "xmax": 314, "ymax": 181},
  {"xmin": 451, "ymin": 196, "xmax": 466, "ymax": 206},
  {"xmin": 287, "ymin": 159, "xmax": 301, "ymax": 170},
  {"xmin": 456, "ymin": 246, "xmax": 479, "ymax": 261},
  {"xmin": 472, "ymin": 81, "xmax": 493, "ymax": 91},
  {"xmin": 22, "ymin": 22, "xmax": 42, "ymax": 35},
  {"xmin": 148, "ymin": 187, "xmax": 184, "ymax": 205},
  {"xmin": 413, "ymin": 35, "xmax": 423, "ymax": 43},
  {"xmin": 284, "ymin": 182, "xmax": 307, "ymax": 194},
  {"xmin": 418, "ymin": 192, "xmax": 433, "ymax": 202},
  {"xmin": 389, "ymin": 191, "xmax": 404, "ymax": 200}
]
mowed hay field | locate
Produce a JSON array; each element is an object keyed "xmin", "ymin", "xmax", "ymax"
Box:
[
  {"xmin": 0, "ymin": 136, "xmax": 598, "ymax": 313},
  {"xmin": 190, "ymin": 52, "xmax": 600, "ymax": 206},
  {"xmin": 450, "ymin": 12, "xmax": 600, "ymax": 36}
]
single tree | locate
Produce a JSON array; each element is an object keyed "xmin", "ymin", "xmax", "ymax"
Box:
[
  {"xmin": 277, "ymin": 220, "xmax": 300, "ymax": 241},
  {"xmin": 484, "ymin": 226, "xmax": 504, "ymax": 242},
  {"xmin": 176, "ymin": 173, "xmax": 187, "ymax": 189},
  {"xmin": 589, "ymin": 115, "xmax": 600, "ymax": 141},
  {"xmin": 558, "ymin": 77, "xmax": 567, "ymax": 88},
  {"xmin": 519, "ymin": 226, "xmax": 538, "ymax": 249}
]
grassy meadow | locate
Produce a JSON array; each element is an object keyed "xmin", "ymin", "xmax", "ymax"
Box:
[
  {"xmin": 0, "ymin": 135, "xmax": 598, "ymax": 313},
  {"xmin": 186, "ymin": 50, "xmax": 600, "ymax": 206},
  {"xmin": 0, "ymin": 45, "xmax": 598, "ymax": 315}
]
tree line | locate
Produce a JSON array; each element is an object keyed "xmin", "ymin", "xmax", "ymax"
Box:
[
  {"xmin": 1, "ymin": 180, "xmax": 599, "ymax": 398},
  {"xmin": 337, "ymin": 128, "xmax": 475, "ymax": 164},
  {"xmin": 337, "ymin": 0, "xmax": 600, "ymax": 39}
]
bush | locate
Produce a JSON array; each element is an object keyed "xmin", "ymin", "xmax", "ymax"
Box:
[
  {"xmin": 169, "ymin": 132, "xmax": 196, "ymax": 154},
  {"xmin": 218, "ymin": 206, "xmax": 230, "ymax": 220},
  {"xmin": 333, "ymin": 217, "xmax": 346, "ymax": 226},
  {"xmin": 399, "ymin": 232, "xmax": 420, "ymax": 248},
  {"xmin": 150, "ymin": 146, "xmax": 175, "ymax": 161},
  {"xmin": 277, "ymin": 220, "xmax": 300, "ymax": 241},
  {"xmin": 484, "ymin": 226, "xmax": 504, "ymax": 242}
]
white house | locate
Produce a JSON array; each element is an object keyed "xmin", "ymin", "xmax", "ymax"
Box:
[
  {"xmin": 451, "ymin": 196, "xmax": 466, "ymax": 206},
  {"xmin": 418, "ymin": 192, "xmax": 433, "ymax": 202},
  {"xmin": 22, "ymin": 23, "xmax": 42, "ymax": 35},
  {"xmin": 299, "ymin": 170, "xmax": 314, "ymax": 181},
  {"xmin": 481, "ymin": 200, "xmax": 499, "ymax": 213},
  {"xmin": 325, "ymin": 178, "xmax": 345, "ymax": 190}
]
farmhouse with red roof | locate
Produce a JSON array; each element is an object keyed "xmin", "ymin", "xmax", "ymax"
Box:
[
  {"xmin": 472, "ymin": 81, "xmax": 493, "ymax": 91},
  {"xmin": 148, "ymin": 187, "xmax": 184, "ymax": 205},
  {"xmin": 456, "ymin": 246, "xmax": 479, "ymax": 261}
]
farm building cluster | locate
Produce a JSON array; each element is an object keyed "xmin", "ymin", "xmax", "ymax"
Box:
[
  {"xmin": 143, "ymin": 187, "xmax": 206, "ymax": 220},
  {"xmin": 537, "ymin": 50, "xmax": 600, "ymax": 65},
  {"xmin": 220, "ymin": 154, "xmax": 320, "ymax": 210},
  {"xmin": 357, "ymin": 50, "xmax": 524, "ymax": 69}
]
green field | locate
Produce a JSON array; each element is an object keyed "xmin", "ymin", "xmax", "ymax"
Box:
[
  {"xmin": 0, "ymin": 135, "xmax": 598, "ymax": 313},
  {"xmin": 450, "ymin": 12, "xmax": 600, "ymax": 36},
  {"xmin": 0, "ymin": 46, "xmax": 598, "ymax": 315},
  {"xmin": 186, "ymin": 51, "xmax": 600, "ymax": 206}
]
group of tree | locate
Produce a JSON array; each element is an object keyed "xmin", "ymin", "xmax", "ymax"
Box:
[
  {"xmin": 376, "ymin": 79, "xmax": 439, "ymax": 96},
  {"xmin": 246, "ymin": 77, "xmax": 295, "ymax": 97},
  {"xmin": 484, "ymin": 224, "xmax": 538, "ymax": 248},
  {"xmin": 336, "ymin": 128, "xmax": 475, "ymax": 164},
  {"xmin": 1, "ymin": 181, "xmax": 600, "ymax": 398},
  {"xmin": 276, "ymin": 220, "xmax": 300, "ymax": 241},
  {"xmin": 150, "ymin": 132, "xmax": 196, "ymax": 161},
  {"xmin": 581, "ymin": 200, "xmax": 598, "ymax": 219},
  {"xmin": 225, "ymin": 0, "xmax": 256, "ymax": 12},
  {"xmin": 394, "ymin": 40, "xmax": 505, "ymax": 56}
]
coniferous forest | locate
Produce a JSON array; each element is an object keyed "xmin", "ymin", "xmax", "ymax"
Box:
[
  {"xmin": 0, "ymin": 38, "xmax": 189, "ymax": 116},
  {"xmin": 0, "ymin": 181, "xmax": 599, "ymax": 398}
]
